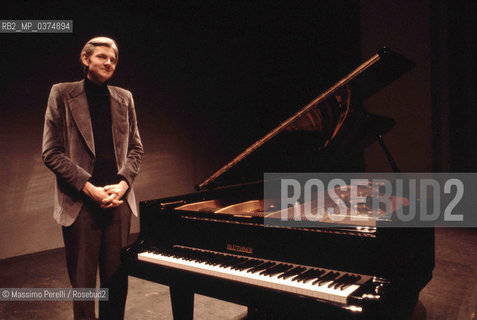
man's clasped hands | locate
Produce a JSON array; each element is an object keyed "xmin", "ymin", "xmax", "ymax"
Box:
[{"xmin": 82, "ymin": 180, "xmax": 129, "ymax": 208}]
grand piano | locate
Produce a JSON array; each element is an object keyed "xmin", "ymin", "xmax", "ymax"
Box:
[{"xmin": 122, "ymin": 48, "xmax": 434, "ymax": 319}]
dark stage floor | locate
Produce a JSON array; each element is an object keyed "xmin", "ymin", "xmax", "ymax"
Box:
[{"xmin": 0, "ymin": 228, "xmax": 475, "ymax": 319}]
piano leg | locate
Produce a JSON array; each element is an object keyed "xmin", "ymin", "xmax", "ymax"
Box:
[
  {"xmin": 170, "ymin": 286, "xmax": 194, "ymax": 320},
  {"xmin": 385, "ymin": 291, "xmax": 419, "ymax": 320},
  {"xmin": 247, "ymin": 305, "xmax": 274, "ymax": 320}
]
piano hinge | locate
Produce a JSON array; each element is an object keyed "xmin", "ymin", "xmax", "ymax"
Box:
[{"xmin": 160, "ymin": 200, "xmax": 186, "ymax": 209}]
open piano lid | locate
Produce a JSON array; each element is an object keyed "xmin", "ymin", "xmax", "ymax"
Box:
[{"xmin": 196, "ymin": 48, "xmax": 415, "ymax": 191}]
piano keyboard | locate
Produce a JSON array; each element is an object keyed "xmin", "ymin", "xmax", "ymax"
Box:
[{"xmin": 138, "ymin": 245, "xmax": 371, "ymax": 304}]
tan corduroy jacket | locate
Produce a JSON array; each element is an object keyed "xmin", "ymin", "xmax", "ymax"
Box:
[{"xmin": 42, "ymin": 80, "xmax": 144, "ymax": 226}]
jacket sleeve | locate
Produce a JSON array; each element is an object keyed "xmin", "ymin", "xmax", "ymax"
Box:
[
  {"xmin": 117, "ymin": 91, "xmax": 144, "ymax": 186},
  {"xmin": 42, "ymin": 84, "xmax": 91, "ymax": 192}
]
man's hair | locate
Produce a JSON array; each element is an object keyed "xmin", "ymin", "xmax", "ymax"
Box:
[{"xmin": 80, "ymin": 37, "xmax": 119, "ymax": 75}]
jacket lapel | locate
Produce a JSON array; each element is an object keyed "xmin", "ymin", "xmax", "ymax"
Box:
[
  {"xmin": 109, "ymin": 86, "xmax": 128, "ymax": 168},
  {"xmin": 68, "ymin": 80, "xmax": 95, "ymax": 157}
]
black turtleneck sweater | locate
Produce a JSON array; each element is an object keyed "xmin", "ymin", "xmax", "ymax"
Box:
[{"xmin": 84, "ymin": 78, "xmax": 118, "ymax": 186}]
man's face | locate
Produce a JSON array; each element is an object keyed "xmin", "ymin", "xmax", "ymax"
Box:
[{"xmin": 81, "ymin": 46, "xmax": 117, "ymax": 84}]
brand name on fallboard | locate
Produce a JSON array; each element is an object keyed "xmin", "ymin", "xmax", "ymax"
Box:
[{"xmin": 227, "ymin": 244, "xmax": 253, "ymax": 254}]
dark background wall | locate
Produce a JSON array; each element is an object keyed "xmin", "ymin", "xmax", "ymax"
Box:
[
  {"xmin": 361, "ymin": 0, "xmax": 432, "ymax": 172},
  {"xmin": 0, "ymin": 0, "xmax": 474, "ymax": 259},
  {"xmin": 0, "ymin": 1, "xmax": 362, "ymax": 259}
]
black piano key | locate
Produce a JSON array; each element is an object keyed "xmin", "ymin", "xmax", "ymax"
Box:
[
  {"xmin": 226, "ymin": 257, "xmax": 249, "ymax": 269},
  {"xmin": 234, "ymin": 259, "xmax": 263, "ymax": 271},
  {"xmin": 252, "ymin": 262, "xmax": 277, "ymax": 273},
  {"xmin": 232, "ymin": 259, "xmax": 258, "ymax": 270},
  {"xmin": 245, "ymin": 261, "xmax": 268, "ymax": 273},
  {"xmin": 311, "ymin": 271, "xmax": 340, "ymax": 286},
  {"xmin": 267, "ymin": 264, "xmax": 294, "ymax": 277},
  {"xmin": 230, "ymin": 259, "xmax": 250, "ymax": 270},
  {"xmin": 292, "ymin": 267, "xmax": 323, "ymax": 282},
  {"xmin": 340, "ymin": 275, "xmax": 361, "ymax": 290},
  {"xmin": 335, "ymin": 274, "xmax": 357, "ymax": 290},
  {"xmin": 231, "ymin": 257, "xmax": 248, "ymax": 265},
  {"xmin": 231, "ymin": 258, "xmax": 251, "ymax": 269},
  {"xmin": 329, "ymin": 274, "xmax": 352, "ymax": 289},
  {"xmin": 291, "ymin": 268, "xmax": 316, "ymax": 282},
  {"xmin": 247, "ymin": 262, "xmax": 275, "ymax": 273},
  {"xmin": 207, "ymin": 253, "xmax": 226, "ymax": 266},
  {"xmin": 278, "ymin": 266, "xmax": 305, "ymax": 280},
  {"xmin": 278, "ymin": 266, "xmax": 307, "ymax": 280},
  {"xmin": 301, "ymin": 269, "xmax": 326, "ymax": 283},
  {"xmin": 259, "ymin": 263, "xmax": 283, "ymax": 275},
  {"xmin": 218, "ymin": 255, "xmax": 241, "ymax": 267},
  {"xmin": 227, "ymin": 259, "xmax": 248, "ymax": 268},
  {"xmin": 259, "ymin": 263, "xmax": 292, "ymax": 276}
]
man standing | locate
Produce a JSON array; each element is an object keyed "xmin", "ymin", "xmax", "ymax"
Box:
[{"xmin": 42, "ymin": 37, "xmax": 144, "ymax": 319}]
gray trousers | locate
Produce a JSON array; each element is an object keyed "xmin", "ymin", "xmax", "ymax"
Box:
[{"xmin": 62, "ymin": 201, "xmax": 131, "ymax": 320}]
